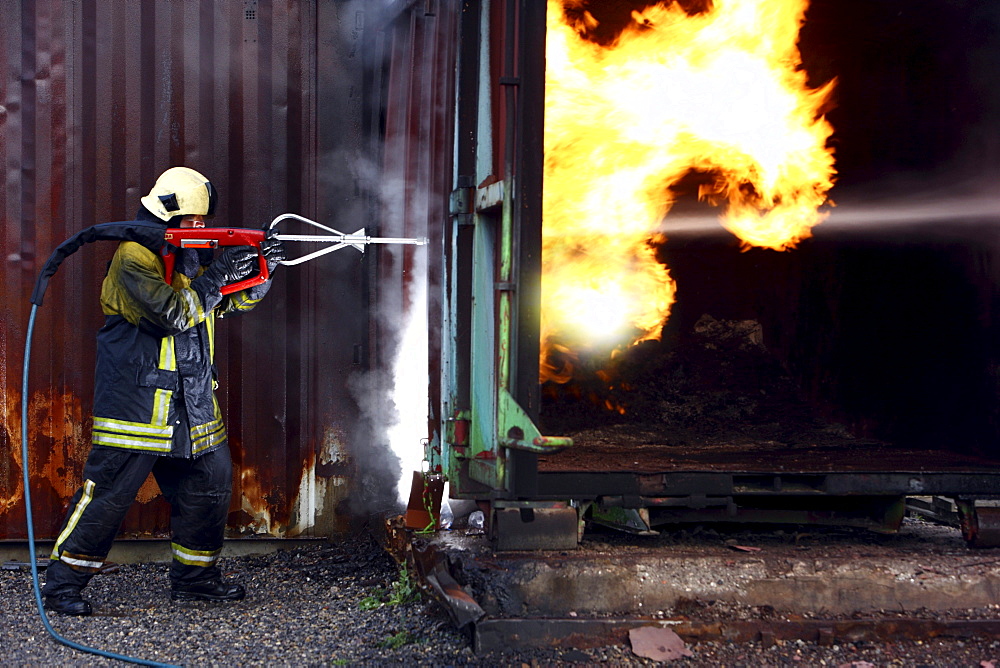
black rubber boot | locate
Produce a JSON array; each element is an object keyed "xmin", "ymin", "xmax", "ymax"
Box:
[
  {"xmin": 170, "ymin": 580, "xmax": 246, "ymax": 602},
  {"xmin": 43, "ymin": 592, "xmax": 93, "ymax": 616}
]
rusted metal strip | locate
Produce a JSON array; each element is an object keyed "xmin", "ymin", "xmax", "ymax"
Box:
[
  {"xmin": 381, "ymin": 514, "xmax": 486, "ymax": 628},
  {"xmin": 474, "ymin": 617, "xmax": 1000, "ymax": 654}
]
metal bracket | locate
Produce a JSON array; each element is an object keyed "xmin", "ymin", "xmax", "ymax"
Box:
[
  {"xmin": 497, "ymin": 388, "xmax": 572, "ymax": 454},
  {"xmin": 450, "ymin": 186, "xmax": 474, "ymax": 216},
  {"xmin": 445, "ymin": 410, "xmax": 470, "ymax": 448},
  {"xmin": 475, "ymin": 180, "xmax": 504, "ymax": 213}
]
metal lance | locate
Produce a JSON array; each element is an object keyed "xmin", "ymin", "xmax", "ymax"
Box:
[{"xmin": 268, "ymin": 213, "xmax": 428, "ymax": 265}]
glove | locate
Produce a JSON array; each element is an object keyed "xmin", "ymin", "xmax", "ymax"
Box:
[
  {"xmin": 194, "ymin": 245, "xmax": 258, "ymax": 295},
  {"xmin": 260, "ymin": 237, "xmax": 286, "ymax": 273}
]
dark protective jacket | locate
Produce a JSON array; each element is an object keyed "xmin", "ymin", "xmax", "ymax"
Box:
[{"xmin": 91, "ymin": 215, "xmax": 271, "ymax": 458}]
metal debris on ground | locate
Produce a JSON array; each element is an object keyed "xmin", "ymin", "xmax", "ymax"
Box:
[
  {"xmin": 2, "ymin": 560, "xmax": 48, "ymax": 571},
  {"xmin": 629, "ymin": 626, "xmax": 693, "ymax": 661}
]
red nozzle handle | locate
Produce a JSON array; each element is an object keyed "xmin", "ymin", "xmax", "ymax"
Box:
[{"xmin": 160, "ymin": 228, "xmax": 269, "ymax": 295}]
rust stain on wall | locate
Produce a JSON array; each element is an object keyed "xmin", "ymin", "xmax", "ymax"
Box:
[
  {"xmin": 0, "ymin": 390, "xmax": 24, "ymax": 517},
  {"xmin": 238, "ymin": 465, "xmax": 284, "ymax": 536},
  {"xmin": 1, "ymin": 387, "xmax": 89, "ymax": 537}
]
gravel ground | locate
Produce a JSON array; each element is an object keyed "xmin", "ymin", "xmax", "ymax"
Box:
[{"xmin": 3, "ymin": 530, "xmax": 1000, "ymax": 666}]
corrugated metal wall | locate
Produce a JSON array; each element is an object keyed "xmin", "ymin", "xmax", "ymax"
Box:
[
  {"xmin": 0, "ymin": 0, "xmax": 376, "ymax": 540},
  {"xmin": 375, "ymin": 0, "xmax": 458, "ymax": 466}
]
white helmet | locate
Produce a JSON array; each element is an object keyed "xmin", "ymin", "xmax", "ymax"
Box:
[{"xmin": 140, "ymin": 167, "xmax": 218, "ymax": 222}]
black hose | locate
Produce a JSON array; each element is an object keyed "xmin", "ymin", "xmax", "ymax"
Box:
[
  {"xmin": 31, "ymin": 221, "xmax": 168, "ymax": 306},
  {"xmin": 23, "ymin": 223, "xmax": 181, "ymax": 666}
]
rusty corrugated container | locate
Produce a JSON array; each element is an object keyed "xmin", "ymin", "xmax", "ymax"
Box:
[{"xmin": 0, "ymin": 0, "xmax": 390, "ymax": 540}]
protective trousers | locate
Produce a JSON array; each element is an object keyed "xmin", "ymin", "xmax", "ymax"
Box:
[{"xmin": 42, "ymin": 445, "xmax": 233, "ymax": 598}]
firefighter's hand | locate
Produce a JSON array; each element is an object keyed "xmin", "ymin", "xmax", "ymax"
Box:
[
  {"xmin": 260, "ymin": 238, "xmax": 286, "ymax": 273},
  {"xmin": 198, "ymin": 246, "xmax": 257, "ymax": 292}
]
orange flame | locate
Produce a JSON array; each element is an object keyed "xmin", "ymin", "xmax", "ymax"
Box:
[{"xmin": 542, "ymin": 0, "xmax": 836, "ymax": 381}]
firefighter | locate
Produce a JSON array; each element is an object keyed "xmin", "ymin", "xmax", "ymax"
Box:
[{"xmin": 42, "ymin": 167, "xmax": 286, "ymax": 616}]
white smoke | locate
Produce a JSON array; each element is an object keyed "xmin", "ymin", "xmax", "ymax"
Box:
[
  {"xmin": 332, "ymin": 0, "xmax": 433, "ymax": 514},
  {"xmin": 386, "ymin": 253, "xmax": 429, "ymax": 504}
]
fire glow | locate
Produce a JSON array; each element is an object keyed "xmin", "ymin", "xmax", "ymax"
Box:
[{"xmin": 542, "ymin": 0, "xmax": 837, "ymax": 381}]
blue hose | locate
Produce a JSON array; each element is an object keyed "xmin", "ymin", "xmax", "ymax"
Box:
[{"xmin": 22, "ymin": 304, "xmax": 181, "ymax": 668}]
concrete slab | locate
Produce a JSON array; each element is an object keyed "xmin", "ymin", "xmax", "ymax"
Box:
[{"xmin": 420, "ymin": 518, "xmax": 1000, "ymax": 619}]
